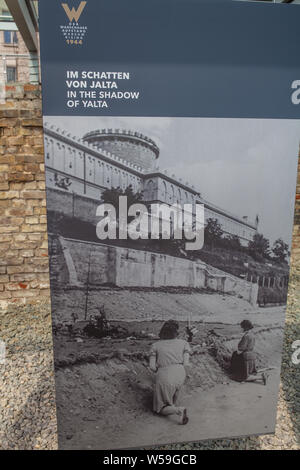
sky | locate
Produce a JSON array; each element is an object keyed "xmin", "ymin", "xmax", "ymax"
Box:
[{"xmin": 45, "ymin": 116, "xmax": 300, "ymax": 247}]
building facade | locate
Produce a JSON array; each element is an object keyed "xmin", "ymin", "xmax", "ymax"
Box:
[
  {"xmin": 44, "ymin": 124, "xmax": 258, "ymax": 245},
  {"xmin": 0, "ymin": 0, "xmax": 30, "ymax": 84}
]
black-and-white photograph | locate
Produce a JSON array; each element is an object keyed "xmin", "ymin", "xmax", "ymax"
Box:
[{"xmin": 43, "ymin": 116, "xmax": 299, "ymax": 449}]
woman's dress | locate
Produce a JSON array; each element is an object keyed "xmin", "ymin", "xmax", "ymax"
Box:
[
  {"xmin": 150, "ymin": 339, "xmax": 191, "ymax": 413},
  {"xmin": 231, "ymin": 330, "xmax": 256, "ymax": 381}
]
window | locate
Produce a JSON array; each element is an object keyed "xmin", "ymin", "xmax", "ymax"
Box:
[
  {"xmin": 6, "ymin": 66, "xmax": 17, "ymax": 83},
  {"xmin": 4, "ymin": 31, "xmax": 18, "ymax": 44},
  {"xmin": 146, "ymin": 180, "xmax": 154, "ymax": 200},
  {"xmin": 2, "ymin": 10, "xmax": 12, "ymax": 18},
  {"xmin": 170, "ymin": 185, "xmax": 174, "ymax": 202}
]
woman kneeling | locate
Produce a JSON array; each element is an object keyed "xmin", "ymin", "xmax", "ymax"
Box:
[{"xmin": 149, "ymin": 320, "xmax": 191, "ymax": 425}]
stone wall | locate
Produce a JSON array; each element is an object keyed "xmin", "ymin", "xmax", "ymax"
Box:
[
  {"xmin": 46, "ymin": 187, "xmax": 101, "ymax": 224},
  {"xmin": 0, "ymin": 84, "xmax": 49, "ymax": 309},
  {"xmin": 50, "ymin": 236, "xmax": 258, "ymax": 305},
  {"xmin": 0, "ymin": 83, "xmax": 300, "ymax": 309},
  {"xmin": 82, "ymin": 129, "xmax": 159, "ymax": 172}
]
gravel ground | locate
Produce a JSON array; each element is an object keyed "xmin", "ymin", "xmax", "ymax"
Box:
[{"xmin": 0, "ymin": 262, "xmax": 299, "ymax": 450}]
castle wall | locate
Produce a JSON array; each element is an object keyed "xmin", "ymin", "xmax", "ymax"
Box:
[
  {"xmin": 89, "ymin": 138, "xmax": 157, "ymax": 172},
  {"xmin": 44, "ymin": 126, "xmax": 257, "ymax": 245},
  {"xmin": 83, "ymin": 130, "xmax": 159, "ymax": 172},
  {"xmin": 143, "ymin": 176, "xmax": 196, "ymax": 206},
  {"xmin": 44, "ymin": 132, "xmax": 143, "ymax": 197}
]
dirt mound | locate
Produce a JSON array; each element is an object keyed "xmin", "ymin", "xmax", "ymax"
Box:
[
  {"xmin": 51, "ymin": 289, "xmax": 257, "ymax": 324},
  {"xmin": 55, "ymin": 358, "xmax": 154, "ymax": 444},
  {"xmin": 55, "ymin": 349, "xmax": 227, "ymax": 446}
]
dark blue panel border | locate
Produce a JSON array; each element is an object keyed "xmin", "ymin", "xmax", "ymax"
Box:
[{"xmin": 39, "ymin": 0, "xmax": 300, "ymax": 118}]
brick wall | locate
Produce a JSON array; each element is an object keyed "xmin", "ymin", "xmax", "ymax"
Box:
[
  {"xmin": 0, "ymin": 84, "xmax": 49, "ymax": 310},
  {"xmin": 0, "ymin": 83, "xmax": 299, "ymax": 310}
]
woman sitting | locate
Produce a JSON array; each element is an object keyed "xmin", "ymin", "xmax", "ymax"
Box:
[{"xmin": 149, "ymin": 320, "xmax": 191, "ymax": 425}]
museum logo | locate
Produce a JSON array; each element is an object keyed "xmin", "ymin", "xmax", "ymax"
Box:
[{"xmin": 60, "ymin": 1, "xmax": 88, "ymax": 45}]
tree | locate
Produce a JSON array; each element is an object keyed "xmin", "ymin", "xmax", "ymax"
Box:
[
  {"xmin": 248, "ymin": 233, "xmax": 270, "ymax": 260},
  {"xmin": 100, "ymin": 185, "xmax": 144, "ymax": 237},
  {"xmin": 101, "ymin": 185, "xmax": 144, "ymax": 217},
  {"xmin": 224, "ymin": 234, "xmax": 242, "ymax": 251},
  {"xmin": 272, "ymin": 238, "xmax": 289, "ymax": 263},
  {"xmin": 204, "ymin": 218, "xmax": 223, "ymax": 249}
]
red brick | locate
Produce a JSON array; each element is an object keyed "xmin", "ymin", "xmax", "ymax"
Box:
[{"xmin": 24, "ymin": 84, "xmax": 39, "ymax": 92}]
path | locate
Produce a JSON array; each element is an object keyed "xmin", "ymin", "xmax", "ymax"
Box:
[{"xmin": 60, "ymin": 372, "xmax": 279, "ymax": 449}]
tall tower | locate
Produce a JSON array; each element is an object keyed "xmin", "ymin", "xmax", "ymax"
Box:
[{"xmin": 82, "ymin": 129, "xmax": 159, "ymax": 172}]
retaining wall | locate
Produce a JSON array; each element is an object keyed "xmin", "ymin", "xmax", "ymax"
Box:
[{"xmin": 53, "ymin": 236, "xmax": 258, "ymax": 305}]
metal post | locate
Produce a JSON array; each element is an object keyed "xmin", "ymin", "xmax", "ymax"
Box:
[{"xmin": 83, "ymin": 151, "xmax": 86, "ymax": 194}]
